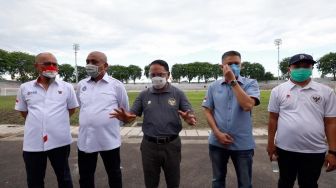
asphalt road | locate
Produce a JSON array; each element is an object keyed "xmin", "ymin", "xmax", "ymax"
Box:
[{"xmin": 0, "ymin": 138, "xmax": 335, "ymax": 188}]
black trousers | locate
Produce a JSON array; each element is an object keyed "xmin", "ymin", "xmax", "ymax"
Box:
[
  {"xmin": 140, "ymin": 136, "xmax": 181, "ymax": 188},
  {"xmin": 23, "ymin": 144, "xmax": 73, "ymax": 188},
  {"xmin": 78, "ymin": 147, "xmax": 122, "ymax": 188},
  {"xmin": 276, "ymin": 147, "xmax": 325, "ymax": 188}
]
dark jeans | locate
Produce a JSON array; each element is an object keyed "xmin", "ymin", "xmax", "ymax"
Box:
[
  {"xmin": 140, "ymin": 136, "xmax": 181, "ymax": 188},
  {"xmin": 276, "ymin": 147, "xmax": 325, "ymax": 188},
  {"xmin": 23, "ymin": 144, "xmax": 73, "ymax": 188},
  {"xmin": 78, "ymin": 147, "xmax": 122, "ymax": 188},
  {"xmin": 209, "ymin": 144, "xmax": 254, "ymax": 188}
]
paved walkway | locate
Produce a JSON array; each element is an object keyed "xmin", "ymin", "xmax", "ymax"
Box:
[{"xmin": 0, "ymin": 124, "xmax": 268, "ymax": 140}]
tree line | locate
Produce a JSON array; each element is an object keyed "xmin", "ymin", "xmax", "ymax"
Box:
[{"xmin": 1, "ymin": 49, "xmax": 336, "ymax": 83}]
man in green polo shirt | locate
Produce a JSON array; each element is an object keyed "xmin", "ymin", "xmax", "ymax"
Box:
[{"xmin": 111, "ymin": 59, "xmax": 196, "ymax": 188}]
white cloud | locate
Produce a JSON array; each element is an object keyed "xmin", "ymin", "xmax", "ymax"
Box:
[{"xmin": 0, "ymin": 0, "xmax": 336, "ymax": 76}]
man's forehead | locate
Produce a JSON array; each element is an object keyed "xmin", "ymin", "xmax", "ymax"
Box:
[
  {"xmin": 87, "ymin": 52, "xmax": 107, "ymax": 61},
  {"xmin": 36, "ymin": 54, "xmax": 57, "ymax": 63}
]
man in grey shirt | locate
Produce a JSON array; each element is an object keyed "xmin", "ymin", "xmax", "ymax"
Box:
[{"xmin": 111, "ymin": 60, "xmax": 196, "ymax": 188}]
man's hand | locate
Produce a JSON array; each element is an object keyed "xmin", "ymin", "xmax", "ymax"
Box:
[
  {"xmin": 178, "ymin": 110, "xmax": 196, "ymax": 126},
  {"xmin": 325, "ymin": 153, "xmax": 336, "ymax": 172},
  {"xmin": 214, "ymin": 131, "xmax": 234, "ymax": 145},
  {"xmin": 222, "ymin": 64, "xmax": 236, "ymax": 82},
  {"xmin": 267, "ymin": 143, "xmax": 277, "ymax": 161},
  {"xmin": 110, "ymin": 107, "xmax": 136, "ymax": 123}
]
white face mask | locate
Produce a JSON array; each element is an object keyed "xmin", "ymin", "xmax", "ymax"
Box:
[
  {"xmin": 42, "ymin": 71, "xmax": 58, "ymax": 78},
  {"xmin": 151, "ymin": 76, "xmax": 167, "ymax": 89},
  {"xmin": 85, "ymin": 64, "xmax": 100, "ymax": 78}
]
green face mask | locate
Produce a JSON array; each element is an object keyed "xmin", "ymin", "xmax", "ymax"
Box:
[{"xmin": 290, "ymin": 68, "xmax": 312, "ymax": 82}]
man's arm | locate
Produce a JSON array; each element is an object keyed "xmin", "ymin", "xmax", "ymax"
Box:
[
  {"xmin": 267, "ymin": 112, "xmax": 279, "ymax": 160},
  {"xmin": 203, "ymin": 107, "xmax": 233, "ymax": 145},
  {"xmin": 324, "ymin": 117, "xmax": 336, "ymax": 172},
  {"xmin": 231, "ymin": 84, "xmax": 256, "ymax": 111},
  {"xmin": 223, "ymin": 64, "xmax": 258, "ymax": 111}
]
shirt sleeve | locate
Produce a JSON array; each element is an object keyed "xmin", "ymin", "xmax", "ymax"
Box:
[
  {"xmin": 67, "ymin": 83, "xmax": 79, "ymax": 109},
  {"xmin": 117, "ymin": 83, "xmax": 129, "ymax": 111},
  {"xmin": 202, "ymin": 84, "xmax": 214, "ymax": 110},
  {"xmin": 268, "ymin": 87, "xmax": 280, "ymax": 113},
  {"xmin": 245, "ymin": 79, "xmax": 261, "ymax": 106},
  {"xmin": 324, "ymin": 89, "xmax": 336, "ymax": 117},
  {"xmin": 14, "ymin": 85, "xmax": 27, "ymax": 111},
  {"xmin": 178, "ymin": 89, "xmax": 193, "ymax": 112},
  {"xmin": 130, "ymin": 91, "xmax": 144, "ymax": 116}
]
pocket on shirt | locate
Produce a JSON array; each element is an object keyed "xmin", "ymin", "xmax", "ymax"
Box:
[{"xmin": 100, "ymin": 91, "xmax": 118, "ymax": 107}]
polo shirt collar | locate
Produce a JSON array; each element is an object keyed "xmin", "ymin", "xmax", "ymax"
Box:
[
  {"xmin": 86, "ymin": 73, "xmax": 110, "ymax": 83},
  {"xmin": 34, "ymin": 77, "xmax": 60, "ymax": 87},
  {"xmin": 288, "ymin": 79, "xmax": 318, "ymax": 91},
  {"xmin": 221, "ymin": 75, "xmax": 244, "ymax": 85},
  {"xmin": 149, "ymin": 83, "xmax": 172, "ymax": 93}
]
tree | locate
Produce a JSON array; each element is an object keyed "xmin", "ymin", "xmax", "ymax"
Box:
[
  {"xmin": 317, "ymin": 52, "xmax": 336, "ymax": 80},
  {"xmin": 240, "ymin": 61, "xmax": 252, "ymax": 78},
  {"xmin": 7, "ymin": 51, "xmax": 36, "ymax": 82},
  {"xmin": 212, "ymin": 64, "xmax": 222, "ymax": 80},
  {"xmin": 108, "ymin": 65, "xmax": 129, "ymax": 83},
  {"xmin": 58, "ymin": 64, "xmax": 74, "ymax": 82},
  {"xmin": 279, "ymin": 57, "xmax": 290, "ymax": 79},
  {"xmin": 144, "ymin": 65, "xmax": 150, "ymax": 78},
  {"xmin": 76, "ymin": 66, "xmax": 88, "ymax": 81},
  {"xmin": 128, "ymin": 65, "xmax": 142, "ymax": 84},
  {"xmin": 184, "ymin": 63, "xmax": 199, "ymax": 83},
  {"xmin": 264, "ymin": 72, "xmax": 274, "ymax": 81},
  {"xmin": 249, "ymin": 63, "xmax": 265, "ymax": 80},
  {"xmin": 171, "ymin": 64, "xmax": 184, "ymax": 83},
  {"xmin": 0, "ymin": 49, "xmax": 10, "ymax": 75}
]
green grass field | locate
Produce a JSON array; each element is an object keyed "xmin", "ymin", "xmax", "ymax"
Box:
[{"xmin": 0, "ymin": 90, "xmax": 271, "ymax": 128}]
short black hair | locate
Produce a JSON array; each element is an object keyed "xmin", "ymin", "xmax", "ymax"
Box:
[
  {"xmin": 149, "ymin": 59, "xmax": 169, "ymax": 72},
  {"xmin": 222, "ymin": 50, "xmax": 241, "ymax": 61}
]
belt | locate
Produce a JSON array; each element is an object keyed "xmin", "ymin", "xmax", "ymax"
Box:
[{"xmin": 144, "ymin": 135, "xmax": 178, "ymax": 144}]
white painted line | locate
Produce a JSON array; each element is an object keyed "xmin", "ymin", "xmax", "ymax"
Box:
[
  {"xmin": 197, "ymin": 129, "xmax": 210, "ymax": 136},
  {"xmin": 185, "ymin": 130, "xmax": 198, "ymax": 136},
  {"xmin": 127, "ymin": 127, "xmax": 142, "ymax": 136},
  {"xmin": 120, "ymin": 127, "xmax": 133, "ymax": 136},
  {"xmin": 179, "ymin": 130, "xmax": 186, "ymax": 136}
]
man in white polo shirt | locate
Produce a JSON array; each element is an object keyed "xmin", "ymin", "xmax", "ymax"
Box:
[
  {"xmin": 15, "ymin": 52, "xmax": 79, "ymax": 188},
  {"xmin": 76, "ymin": 51, "xmax": 129, "ymax": 188},
  {"xmin": 267, "ymin": 53, "xmax": 336, "ymax": 188}
]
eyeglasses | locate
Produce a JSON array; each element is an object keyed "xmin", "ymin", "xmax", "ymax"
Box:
[
  {"xmin": 149, "ymin": 72, "xmax": 168, "ymax": 78},
  {"xmin": 39, "ymin": 62, "xmax": 58, "ymax": 67}
]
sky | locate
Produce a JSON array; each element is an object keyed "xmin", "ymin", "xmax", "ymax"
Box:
[{"xmin": 1, "ymin": 0, "xmax": 336, "ymax": 79}]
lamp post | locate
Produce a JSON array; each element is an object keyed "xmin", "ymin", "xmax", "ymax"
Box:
[
  {"xmin": 274, "ymin": 39, "xmax": 282, "ymax": 81},
  {"xmin": 73, "ymin": 43, "xmax": 80, "ymax": 83}
]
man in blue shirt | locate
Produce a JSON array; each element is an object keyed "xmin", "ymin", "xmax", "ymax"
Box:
[{"xmin": 202, "ymin": 50, "xmax": 260, "ymax": 188}]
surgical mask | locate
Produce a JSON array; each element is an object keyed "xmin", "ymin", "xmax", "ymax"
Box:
[
  {"xmin": 85, "ymin": 64, "xmax": 100, "ymax": 78},
  {"xmin": 230, "ymin": 64, "xmax": 240, "ymax": 77},
  {"xmin": 42, "ymin": 65, "xmax": 58, "ymax": 78},
  {"xmin": 151, "ymin": 76, "xmax": 167, "ymax": 89},
  {"xmin": 290, "ymin": 68, "xmax": 312, "ymax": 82}
]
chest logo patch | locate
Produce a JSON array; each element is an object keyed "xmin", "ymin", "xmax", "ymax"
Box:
[
  {"xmin": 27, "ymin": 91, "xmax": 37, "ymax": 95},
  {"xmin": 311, "ymin": 94, "xmax": 322, "ymax": 104},
  {"xmin": 147, "ymin": 100, "xmax": 151, "ymax": 105},
  {"xmin": 58, "ymin": 90, "xmax": 62, "ymax": 94},
  {"xmin": 168, "ymin": 98, "xmax": 176, "ymax": 106},
  {"xmin": 82, "ymin": 86, "xmax": 87, "ymax": 91}
]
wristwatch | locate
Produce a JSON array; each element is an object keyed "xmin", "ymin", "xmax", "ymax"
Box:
[
  {"xmin": 230, "ymin": 80, "xmax": 238, "ymax": 87},
  {"xmin": 328, "ymin": 150, "xmax": 336, "ymax": 157}
]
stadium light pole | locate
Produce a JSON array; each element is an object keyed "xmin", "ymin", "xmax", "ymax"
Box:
[
  {"xmin": 73, "ymin": 43, "xmax": 80, "ymax": 83},
  {"xmin": 274, "ymin": 39, "xmax": 282, "ymax": 81}
]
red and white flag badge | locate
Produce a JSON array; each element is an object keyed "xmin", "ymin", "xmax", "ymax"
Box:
[{"xmin": 43, "ymin": 135, "xmax": 48, "ymax": 142}]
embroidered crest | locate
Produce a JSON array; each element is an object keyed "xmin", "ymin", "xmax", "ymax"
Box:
[
  {"xmin": 310, "ymin": 94, "xmax": 322, "ymax": 104},
  {"xmin": 300, "ymin": 54, "xmax": 305, "ymax": 59},
  {"xmin": 58, "ymin": 90, "xmax": 62, "ymax": 94},
  {"xmin": 168, "ymin": 98, "xmax": 176, "ymax": 106},
  {"xmin": 147, "ymin": 100, "xmax": 151, "ymax": 105},
  {"xmin": 82, "ymin": 86, "xmax": 87, "ymax": 91}
]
